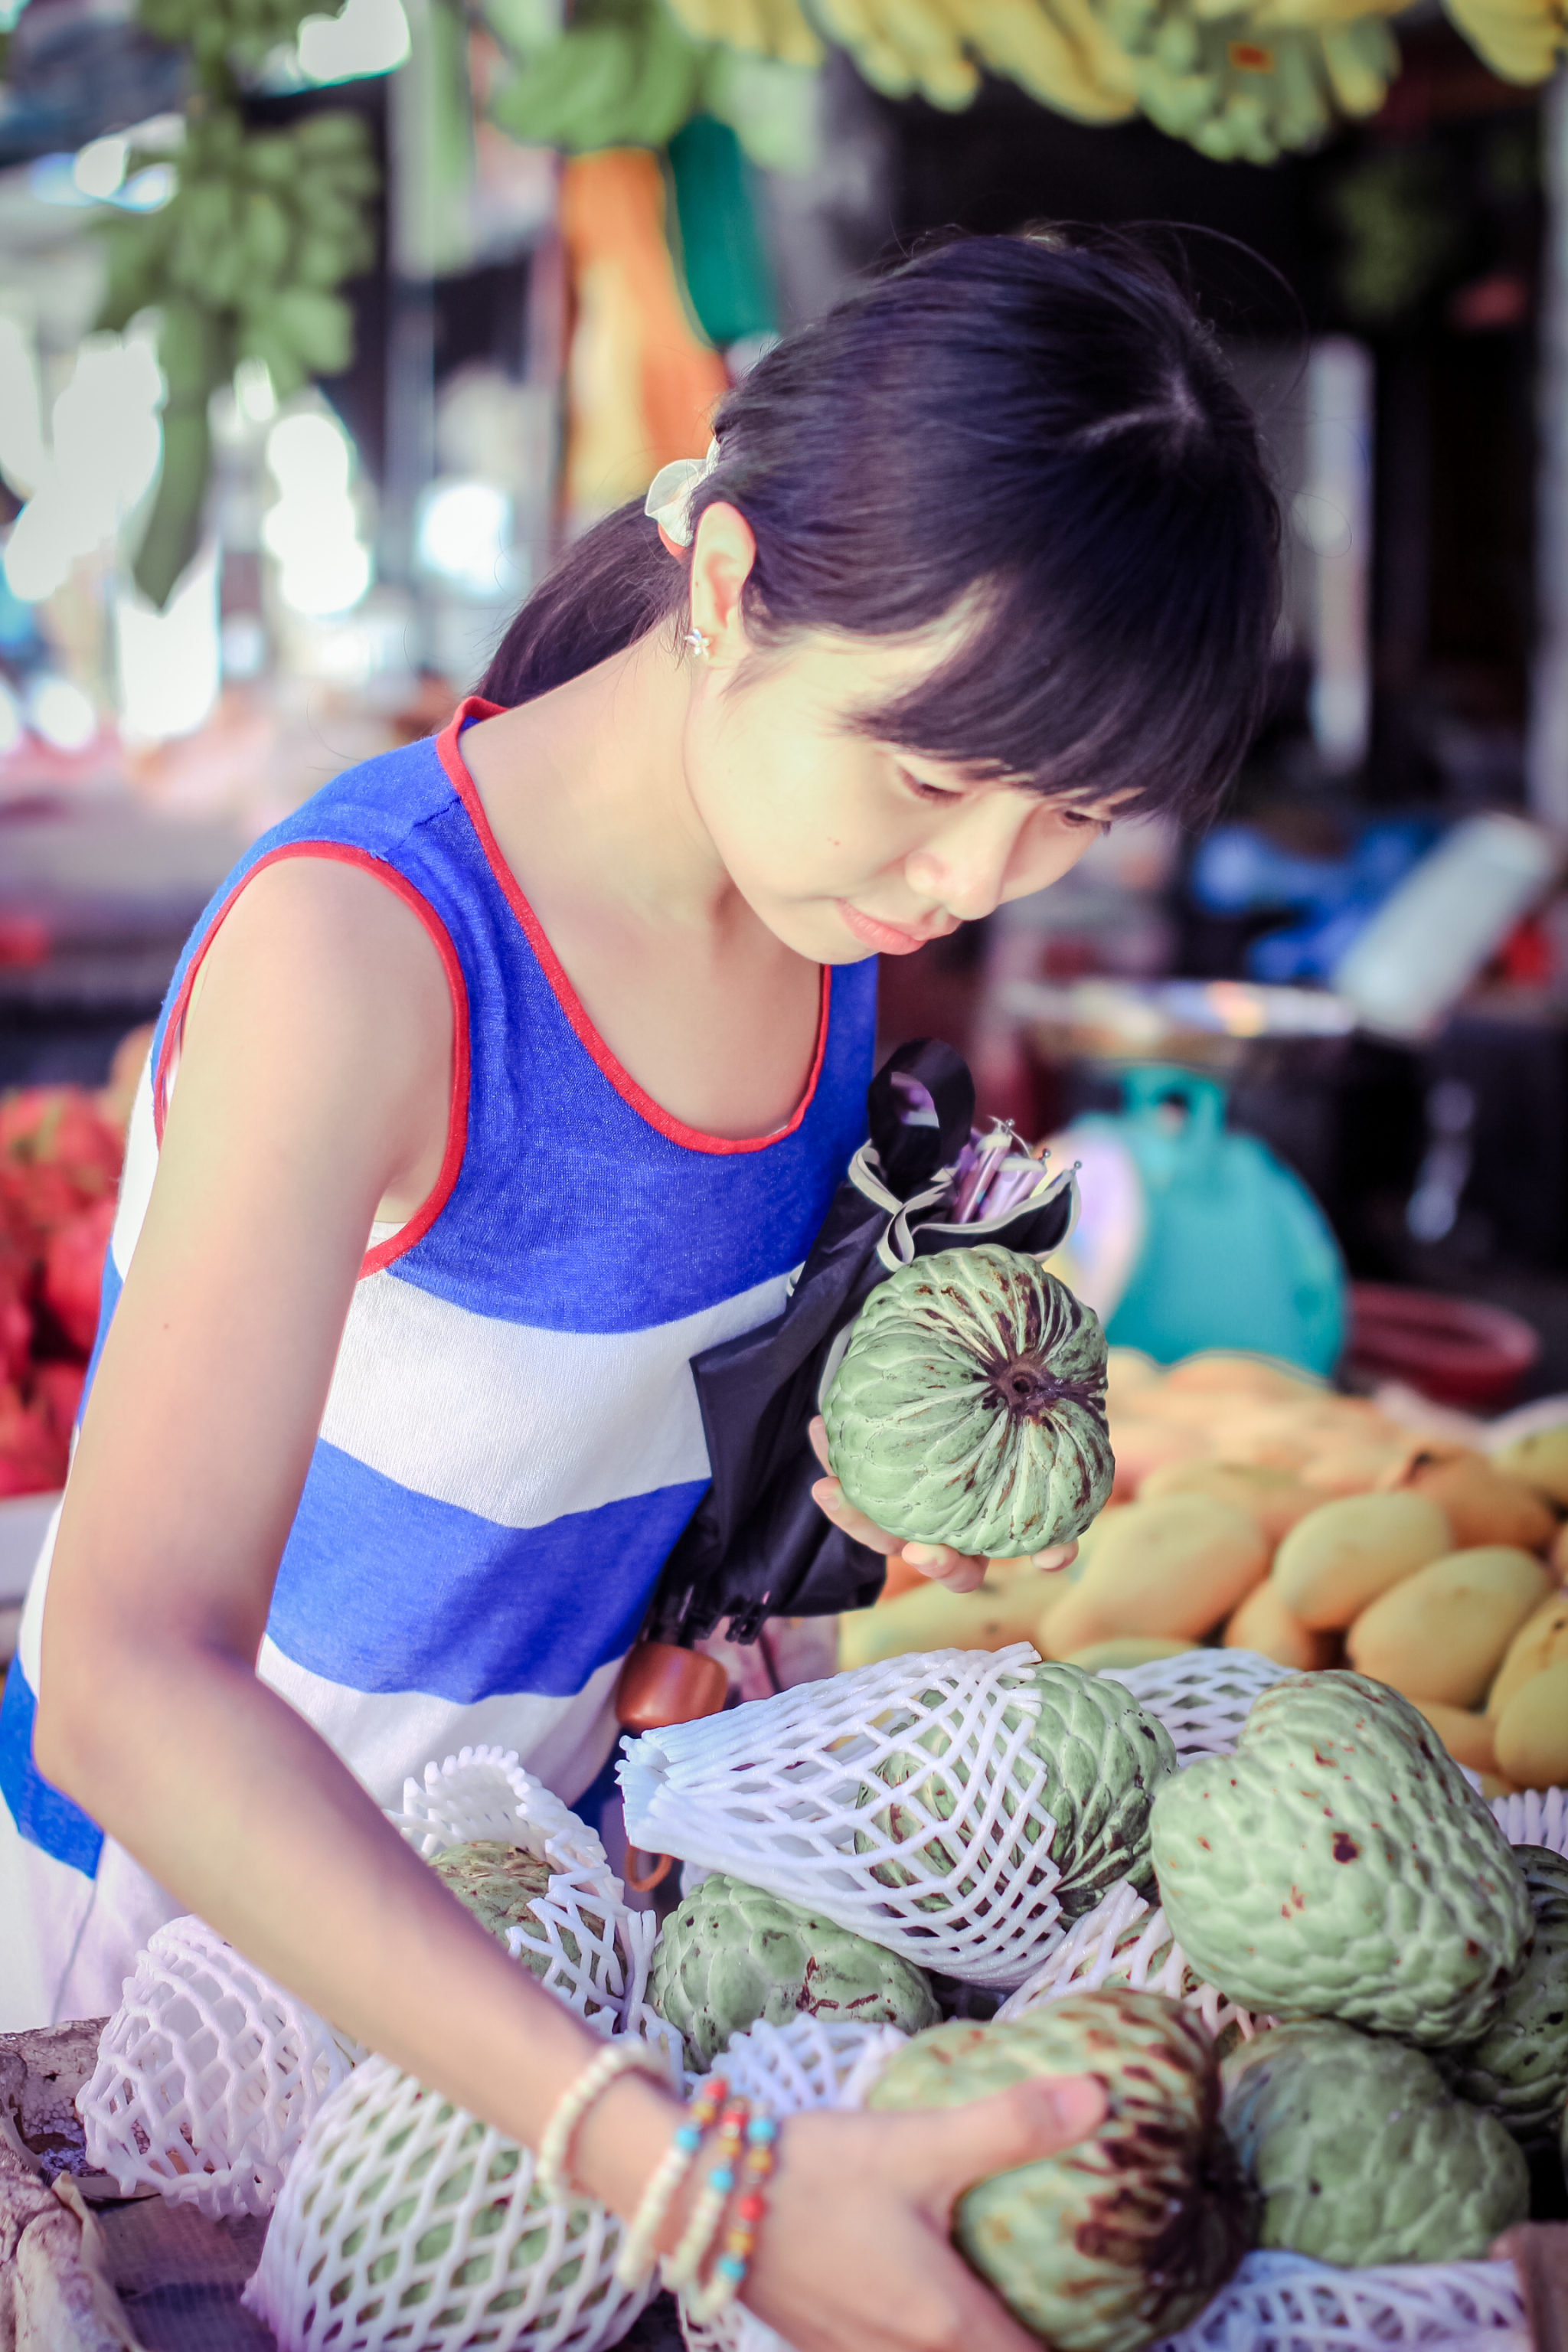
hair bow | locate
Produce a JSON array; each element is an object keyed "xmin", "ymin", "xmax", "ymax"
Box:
[{"xmin": 644, "ymin": 439, "xmax": 719, "ymax": 548}]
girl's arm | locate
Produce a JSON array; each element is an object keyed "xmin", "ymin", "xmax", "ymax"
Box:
[{"xmin": 34, "ymin": 854, "xmax": 1099, "ymax": 2352}]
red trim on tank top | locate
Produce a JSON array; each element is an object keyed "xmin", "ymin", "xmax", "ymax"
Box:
[
  {"xmin": 434, "ymin": 695, "xmax": 831, "ymax": 1157},
  {"xmin": 152, "ymin": 842, "xmax": 471, "ymax": 1279}
]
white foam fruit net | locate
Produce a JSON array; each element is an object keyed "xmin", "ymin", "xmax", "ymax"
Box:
[
  {"xmin": 1150, "ymin": 2250, "xmax": 1524, "ymax": 2352},
  {"xmin": 993, "ymin": 1878, "xmax": 1262, "ymax": 2047},
  {"xmin": 244, "ymin": 2051, "xmax": 657, "ymax": 2352},
  {"xmin": 387, "ymin": 1745, "xmax": 655, "ymax": 2030},
  {"xmin": 677, "ymin": 2017, "xmax": 909, "ymax": 2352},
  {"xmin": 620, "ymin": 1647, "xmax": 1065, "ymax": 1989},
  {"xmin": 1102, "ymin": 1650, "xmax": 1294, "ymax": 1763},
  {"xmin": 77, "ymin": 1914, "xmax": 361, "ymax": 2218},
  {"xmin": 1491, "ymin": 1782, "xmax": 1568, "ymax": 1857}
]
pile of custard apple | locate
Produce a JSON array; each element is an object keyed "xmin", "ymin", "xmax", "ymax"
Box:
[{"xmin": 643, "ymin": 1662, "xmax": 1566, "ymax": 2350}]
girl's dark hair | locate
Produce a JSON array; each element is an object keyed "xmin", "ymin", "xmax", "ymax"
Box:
[{"xmin": 480, "ymin": 229, "xmax": 1281, "ymax": 822}]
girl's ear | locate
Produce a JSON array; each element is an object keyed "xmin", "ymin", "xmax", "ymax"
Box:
[{"xmin": 687, "ymin": 502, "xmax": 758, "ymax": 658}]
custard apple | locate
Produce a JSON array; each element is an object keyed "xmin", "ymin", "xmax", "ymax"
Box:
[
  {"xmin": 1221, "ymin": 2018, "xmax": 1529, "ymax": 2262},
  {"xmin": 430, "ymin": 1841, "xmax": 611, "ymax": 2006},
  {"xmin": 1150, "ymin": 1671, "xmax": 1531, "ymax": 2044},
  {"xmin": 863, "ymin": 1664, "xmax": 1177, "ymax": 1922},
  {"xmin": 649, "ymin": 1872, "xmax": 941, "ymax": 2068},
  {"xmin": 866, "ymin": 1990, "xmax": 1251, "ymax": 2352},
  {"xmin": 1438, "ymin": 1845, "xmax": 1568, "ymax": 2144},
  {"xmin": 822, "ymin": 1246, "xmax": 1113, "ymax": 1556}
]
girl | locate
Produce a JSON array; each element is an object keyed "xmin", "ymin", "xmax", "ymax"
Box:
[{"xmin": 2, "ymin": 229, "xmax": 1276, "ymax": 2350}]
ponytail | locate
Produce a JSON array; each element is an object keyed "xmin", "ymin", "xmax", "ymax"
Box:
[{"xmin": 480, "ymin": 501, "xmax": 683, "ymax": 707}]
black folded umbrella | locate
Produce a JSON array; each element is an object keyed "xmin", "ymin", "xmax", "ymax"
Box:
[{"xmin": 641, "ymin": 1039, "xmax": 1080, "ymax": 1648}]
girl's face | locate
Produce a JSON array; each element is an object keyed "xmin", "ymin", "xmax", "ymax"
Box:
[{"xmin": 679, "ymin": 554, "xmax": 1124, "ymax": 968}]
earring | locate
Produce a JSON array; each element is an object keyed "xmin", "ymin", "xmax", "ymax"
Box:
[{"xmin": 684, "ymin": 626, "xmax": 710, "ymax": 659}]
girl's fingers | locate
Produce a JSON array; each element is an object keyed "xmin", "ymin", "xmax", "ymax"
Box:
[
  {"xmin": 897, "ymin": 2076, "xmax": 1108, "ymax": 2207},
  {"xmin": 903, "ymin": 1544, "xmax": 988, "ymax": 1593},
  {"xmin": 811, "ymin": 1474, "xmax": 905, "ymax": 1557},
  {"xmin": 808, "ymin": 1413, "xmax": 832, "ymax": 1471},
  {"xmin": 811, "ymin": 1479, "xmax": 989, "ymax": 1592},
  {"xmin": 1030, "ymin": 1540, "xmax": 1079, "ymax": 1572}
]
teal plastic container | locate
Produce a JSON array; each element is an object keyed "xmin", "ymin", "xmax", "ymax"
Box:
[{"xmin": 1080, "ymin": 1065, "xmax": 1347, "ymax": 1376}]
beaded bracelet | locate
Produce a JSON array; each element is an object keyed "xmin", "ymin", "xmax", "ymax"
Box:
[
  {"xmin": 688, "ymin": 2109, "xmax": 779, "ymax": 2322},
  {"xmin": 612, "ymin": 2073, "xmax": 730, "ymax": 2288},
  {"xmin": 536, "ymin": 2039, "xmax": 668, "ymax": 2207},
  {"xmin": 663, "ymin": 2094, "xmax": 749, "ymax": 2292}
]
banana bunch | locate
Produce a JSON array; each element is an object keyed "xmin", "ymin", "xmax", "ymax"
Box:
[
  {"xmin": 792, "ymin": 0, "xmax": 1137, "ymax": 115},
  {"xmin": 97, "ymin": 103, "xmax": 377, "ymax": 606},
  {"xmin": 1100, "ymin": 0, "xmax": 1397, "ymax": 158},
  {"xmin": 485, "ymin": 0, "xmax": 711, "ymax": 149},
  {"xmin": 482, "ymin": 0, "xmax": 817, "ymax": 166},
  {"xmin": 660, "ymin": 0, "xmax": 825, "ymax": 64},
  {"xmin": 655, "ymin": 0, "xmax": 1400, "ymax": 144},
  {"xmin": 1439, "ymin": 0, "xmax": 1563, "ymax": 81},
  {"xmin": 137, "ymin": 0, "xmax": 318, "ymax": 79}
]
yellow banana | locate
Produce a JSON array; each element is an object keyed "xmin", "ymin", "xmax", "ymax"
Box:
[
  {"xmin": 1440, "ymin": 0, "xmax": 1560, "ymax": 78},
  {"xmin": 962, "ymin": 0, "xmax": 1138, "ymax": 115}
]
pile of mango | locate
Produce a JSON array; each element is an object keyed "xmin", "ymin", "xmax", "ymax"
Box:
[{"xmin": 840, "ymin": 1350, "xmax": 1568, "ymax": 1798}]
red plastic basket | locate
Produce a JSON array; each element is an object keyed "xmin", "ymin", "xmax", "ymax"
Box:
[{"xmin": 1347, "ymin": 1282, "xmax": 1542, "ymax": 1411}]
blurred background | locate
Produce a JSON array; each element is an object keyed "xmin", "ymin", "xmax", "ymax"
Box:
[{"xmin": 6, "ymin": 0, "xmax": 1568, "ymax": 1579}]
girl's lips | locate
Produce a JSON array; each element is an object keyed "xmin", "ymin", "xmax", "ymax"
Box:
[{"xmin": 838, "ymin": 901, "xmax": 950, "ymax": 956}]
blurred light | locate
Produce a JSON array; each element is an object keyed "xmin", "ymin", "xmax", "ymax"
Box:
[
  {"xmin": 0, "ymin": 680, "xmax": 22, "ymax": 756},
  {"xmin": 116, "ymin": 546, "xmax": 221, "ymax": 741},
  {"xmin": 234, "ymin": 357, "xmax": 278, "ymax": 427},
  {"xmin": 263, "ymin": 407, "xmax": 372, "ymax": 616},
  {"xmin": 298, "ymin": 0, "xmax": 410, "ymax": 83},
  {"xmin": 27, "ymin": 675, "xmax": 98, "ymax": 751},
  {"xmin": 220, "ymin": 612, "xmax": 268, "ymax": 681},
  {"xmin": 117, "ymin": 164, "xmax": 176, "ymax": 211},
  {"xmin": 266, "ymin": 411, "xmax": 353, "ymax": 500},
  {"xmin": 4, "ymin": 332, "xmax": 163, "ymax": 605},
  {"xmin": 416, "ymin": 479, "xmax": 517, "ymax": 597},
  {"xmin": 73, "ymin": 135, "xmax": 127, "ymax": 200}
]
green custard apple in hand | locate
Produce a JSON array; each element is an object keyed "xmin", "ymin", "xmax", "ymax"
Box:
[
  {"xmin": 1220, "ymin": 2018, "xmax": 1529, "ymax": 2263},
  {"xmin": 822, "ymin": 1246, "xmax": 1114, "ymax": 1560},
  {"xmin": 866, "ymin": 1990, "xmax": 1251, "ymax": 2352},
  {"xmin": 1150, "ymin": 1670, "xmax": 1533, "ymax": 2044}
]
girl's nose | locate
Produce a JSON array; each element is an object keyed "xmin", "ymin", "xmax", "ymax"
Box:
[{"xmin": 905, "ymin": 798, "xmax": 1031, "ymax": 922}]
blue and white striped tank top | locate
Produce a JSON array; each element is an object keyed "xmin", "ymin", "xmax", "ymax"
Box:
[{"xmin": 1, "ymin": 698, "xmax": 878, "ymax": 1892}]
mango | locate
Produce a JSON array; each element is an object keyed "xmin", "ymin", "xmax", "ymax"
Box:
[
  {"xmin": 1493, "ymin": 1658, "xmax": 1568, "ymax": 1790},
  {"xmin": 1272, "ymin": 1491, "xmax": 1452, "ymax": 1631},
  {"xmin": 1486, "ymin": 1586, "xmax": 1568, "ymax": 1721},
  {"xmin": 839, "ymin": 1567, "xmax": 1070, "ymax": 1669},
  {"xmin": 1223, "ymin": 1576, "xmax": 1339, "ymax": 1671},
  {"xmin": 1106, "ymin": 1348, "xmax": 1161, "ymax": 1407},
  {"xmin": 1345, "ymin": 1547, "xmax": 1553, "ymax": 1709},
  {"xmin": 1059, "ymin": 1635, "xmax": 1197, "ymax": 1671},
  {"xmin": 1298, "ymin": 1442, "xmax": 1413, "ymax": 1497},
  {"xmin": 1378, "ymin": 1445, "xmax": 1556, "ymax": 1556},
  {"xmin": 1106, "ymin": 1417, "xmax": 1209, "ymax": 1499},
  {"xmin": 1494, "ymin": 1424, "xmax": 1568, "ymax": 1509},
  {"xmin": 1406, "ymin": 1697, "xmax": 1498, "ymax": 1777},
  {"xmin": 1040, "ymin": 1494, "xmax": 1267, "ymax": 1658},
  {"xmin": 1162, "ymin": 1352, "xmax": 1325, "ymax": 1401},
  {"xmin": 1138, "ymin": 1459, "xmax": 1319, "ymax": 1546}
]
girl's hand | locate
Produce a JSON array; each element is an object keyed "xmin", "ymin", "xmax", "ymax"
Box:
[
  {"xmin": 808, "ymin": 1416, "xmax": 1078, "ymax": 1594},
  {"xmin": 740, "ymin": 2075, "xmax": 1107, "ymax": 2352}
]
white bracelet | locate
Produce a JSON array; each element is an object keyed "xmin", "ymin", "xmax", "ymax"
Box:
[{"xmin": 536, "ymin": 2040, "xmax": 667, "ymax": 2207}]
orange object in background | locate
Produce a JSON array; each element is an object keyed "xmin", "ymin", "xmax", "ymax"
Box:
[
  {"xmin": 560, "ymin": 150, "xmax": 728, "ymax": 532},
  {"xmin": 614, "ymin": 1638, "xmax": 729, "ymax": 1732}
]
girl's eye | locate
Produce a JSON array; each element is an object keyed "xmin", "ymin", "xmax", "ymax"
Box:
[
  {"xmin": 900, "ymin": 766, "xmax": 964, "ymax": 805},
  {"xmin": 1060, "ymin": 806, "xmax": 1110, "ymax": 831}
]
